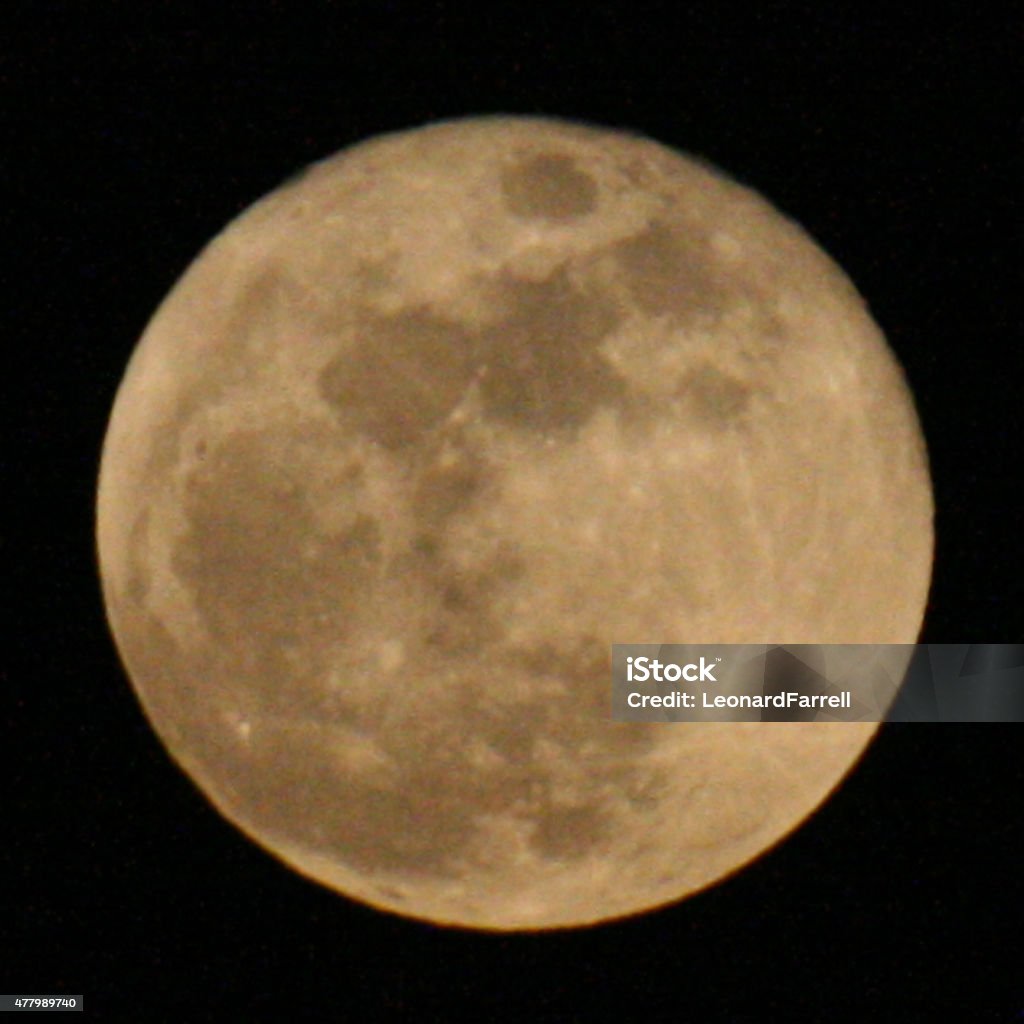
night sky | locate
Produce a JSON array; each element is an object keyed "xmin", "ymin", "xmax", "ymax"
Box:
[{"xmin": 7, "ymin": 4, "xmax": 1020, "ymax": 1019}]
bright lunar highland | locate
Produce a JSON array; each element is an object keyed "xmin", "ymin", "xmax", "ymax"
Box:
[{"xmin": 96, "ymin": 116, "xmax": 934, "ymax": 929}]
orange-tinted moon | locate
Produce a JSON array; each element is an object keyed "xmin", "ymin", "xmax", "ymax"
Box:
[{"xmin": 96, "ymin": 116, "xmax": 934, "ymax": 929}]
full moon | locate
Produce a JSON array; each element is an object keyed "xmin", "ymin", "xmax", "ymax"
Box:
[{"xmin": 96, "ymin": 116, "xmax": 933, "ymax": 930}]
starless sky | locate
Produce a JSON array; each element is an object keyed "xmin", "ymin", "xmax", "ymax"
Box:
[{"xmin": 6, "ymin": 3, "xmax": 1021, "ymax": 1018}]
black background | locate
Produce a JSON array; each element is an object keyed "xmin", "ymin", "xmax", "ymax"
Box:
[{"xmin": 6, "ymin": 3, "xmax": 1021, "ymax": 1020}]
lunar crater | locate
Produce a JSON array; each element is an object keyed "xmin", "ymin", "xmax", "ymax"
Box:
[{"xmin": 500, "ymin": 151, "xmax": 600, "ymax": 223}]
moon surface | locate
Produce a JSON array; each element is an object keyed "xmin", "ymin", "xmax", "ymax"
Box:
[{"xmin": 96, "ymin": 116, "xmax": 934, "ymax": 930}]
